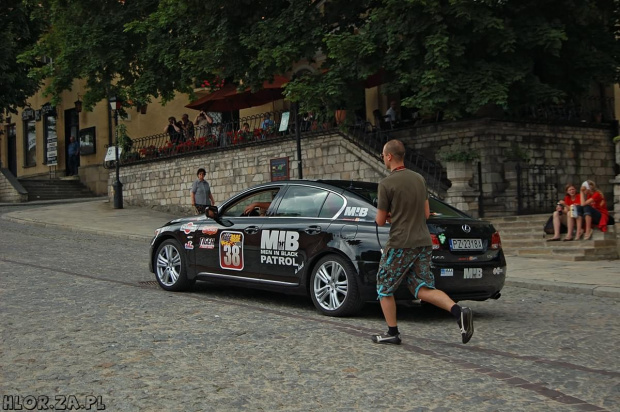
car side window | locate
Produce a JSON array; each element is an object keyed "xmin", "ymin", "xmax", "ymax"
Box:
[
  {"xmin": 274, "ymin": 186, "xmax": 328, "ymax": 218},
  {"xmin": 319, "ymin": 192, "xmax": 345, "ymax": 218},
  {"xmin": 221, "ymin": 189, "xmax": 280, "ymax": 217}
]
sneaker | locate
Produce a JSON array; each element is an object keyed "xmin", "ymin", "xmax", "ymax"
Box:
[
  {"xmin": 459, "ymin": 307, "xmax": 474, "ymax": 344},
  {"xmin": 371, "ymin": 332, "xmax": 401, "ymax": 345}
]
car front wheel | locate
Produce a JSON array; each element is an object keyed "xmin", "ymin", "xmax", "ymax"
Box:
[
  {"xmin": 310, "ymin": 255, "xmax": 363, "ymax": 317},
  {"xmin": 154, "ymin": 239, "xmax": 193, "ymax": 291}
]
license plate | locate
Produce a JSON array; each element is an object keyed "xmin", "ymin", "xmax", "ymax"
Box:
[{"xmin": 450, "ymin": 238, "xmax": 483, "ymax": 251}]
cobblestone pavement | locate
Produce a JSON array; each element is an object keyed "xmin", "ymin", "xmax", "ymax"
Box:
[{"xmin": 1, "ymin": 208, "xmax": 619, "ymax": 411}]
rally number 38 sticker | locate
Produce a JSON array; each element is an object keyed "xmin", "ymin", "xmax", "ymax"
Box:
[{"xmin": 220, "ymin": 231, "xmax": 244, "ymax": 271}]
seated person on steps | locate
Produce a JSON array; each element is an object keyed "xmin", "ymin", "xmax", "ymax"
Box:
[{"xmin": 547, "ymin": 183, "xmax": 583, "ymax": 241}]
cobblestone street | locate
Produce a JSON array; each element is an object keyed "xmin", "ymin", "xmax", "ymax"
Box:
[{"xmin": 1, "ymin": 209, "xmax": 619, "ymax": 411}]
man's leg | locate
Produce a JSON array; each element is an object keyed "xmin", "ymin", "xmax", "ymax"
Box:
[
  {"xmin": 417, "ymin": 286, "xmax": 474, "ymax": 344},
  {"xmin": 379, "ymin": 295, "xmax": 397, "ymax": 327},
  {"xmin": 371, "ymin": 249, "xmax": 405, "ymax": 345},
  {"xmin": 372, "ymin": 295, "xmax": 401, "ymax": 344},
  {"xmin": 416, "ymin": 286, "xmax": 455, "ymax": 311}
]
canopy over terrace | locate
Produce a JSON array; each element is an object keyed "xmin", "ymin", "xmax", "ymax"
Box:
[{"xmin": 186, "ymin": 75, "xmax": 289, "ymax": 112}]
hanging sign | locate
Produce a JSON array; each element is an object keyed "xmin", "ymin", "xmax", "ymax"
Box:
[
  {"xmin": 105, "ymin": 146, "xmax": 123, "ymax": 161},
  {"xmin": 22, "ymin": 108, "xmax": 35, "ymax": 121}
]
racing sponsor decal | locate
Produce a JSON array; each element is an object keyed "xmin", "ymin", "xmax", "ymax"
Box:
[
  {"xmin": 464, "ymin": 268, "xmax": 483, "ymax": 279},
  {"xmin": 440, "ymin": 268, "xmax": 454, "ymax": 277},
  {"xmin": 185, "ymin": 241, "xmax": 194, "ymax": 250},
  {"xmin": 181, "ymin": 222, "xmax": 198, "ymax": 235},
  {"xmin": 200, "ymin": 237, "xmax": 215, "ymax": 249},
  {"xmin": 458, "ymin": 256, "xmax": 478, "ymax": 261},
  {"xmin": 493, "ymin": 267, "xmax": 504, "ymax": 275},
  {"xmin": 343, "ymin": 207, "xmax": 368, "ymax": 217},
  {"xmin": 259, "ymin": 230, "xmax": 303, "ymax": 273},
  {"xmin": 220, "ymin": 231, "xmax": 244, "ymax": 271},
  {"xmin": 201, "ymin": 226, "xmax": 218, "ymax": 235}
]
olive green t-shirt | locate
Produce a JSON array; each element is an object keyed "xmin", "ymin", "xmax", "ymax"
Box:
[{"xmin": 377, "ymin": 168, "xmax": 432, "ymax": 249}]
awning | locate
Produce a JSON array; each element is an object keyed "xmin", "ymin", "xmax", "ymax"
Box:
[{"xmin": 186, "ymin": 75, "xmax": 289, "ymax": 112}]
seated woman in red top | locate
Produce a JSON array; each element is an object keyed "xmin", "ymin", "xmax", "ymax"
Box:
[
  {"xmin": 548, "ymin": 183, "xmax": 583, "ymax": 241},
  {"xmin": 580, "ymin": 180, "xmax": 610, "ymax": 240}
]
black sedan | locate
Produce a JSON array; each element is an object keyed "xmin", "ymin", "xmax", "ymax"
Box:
[{"xmin": 149, "ymin": 180, "xmax": 506, "ymax": 317}]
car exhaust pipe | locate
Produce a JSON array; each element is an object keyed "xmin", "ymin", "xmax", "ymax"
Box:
[{"xmin": 491, "ymin": 292, "xmax": 501, "ymax": 300}]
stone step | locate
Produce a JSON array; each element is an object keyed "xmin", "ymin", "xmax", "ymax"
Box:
[
  {"xmin": 503, "ymin": 237, "xmax": 615, "ymax": 247},
  {"xmin": 491, "ymin": 220, "xmax": 550, "ymax": 230},
  {"xmin": 487, "ymin": 213, "xmax": 618, "ymax": 261},
  {"xmin": 18, "ymin": 179, "xmax": 97, "ymax": 201}
]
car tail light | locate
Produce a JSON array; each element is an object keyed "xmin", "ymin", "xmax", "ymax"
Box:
[
  {"xmin": 430, "ymin": 234, "xmax": 441, "ymax": 250},
  {"xmin": 491, "ymin": 231, "xmax": 501, "ymax": 249}
]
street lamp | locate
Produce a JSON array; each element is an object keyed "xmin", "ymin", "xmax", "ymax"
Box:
[
  {"xmin": 109, "ymin": 96, "xmax": 123, "ymax": 209},
  {"xmin": 291, "ymin": 102, "xmax": 303, "ymax": 179},
  {"xmin": 74, "ymin": 96, "xmax": 83, "ymax": 113}
]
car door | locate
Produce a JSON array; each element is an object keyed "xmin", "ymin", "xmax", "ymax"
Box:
[
  {"xmin": 256, "ymin": 184, "xmax": 336, "ymax": 285},
  {"xmin": 194, "ymin": 187, "xmax": 283, "ymax": 281}
]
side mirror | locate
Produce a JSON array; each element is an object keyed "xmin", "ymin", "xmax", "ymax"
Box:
[
  {"xmin": 205, "ymin": 205, "xmax": 233, "ymax": 227},
  {"xmin": 205, "ymin": 205, "xmax": 219, "ymax": 219}
]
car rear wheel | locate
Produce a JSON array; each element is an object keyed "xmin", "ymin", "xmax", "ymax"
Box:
[
  {"xmin": 310, "ymin": 255, "xmax": 363, "ymax": 317},
  {"xmin": 154, "ymin": 239, "xmax": 194, "ymax": 291}
]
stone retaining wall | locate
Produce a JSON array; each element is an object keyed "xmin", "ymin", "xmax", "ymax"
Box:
[
  {"xmin": 110, "ymin": 119, "xmax": 618, "ymax": 217},
  {"xmin": 109, "ymin": 133, "xmax": 388, "ymax": 214},
  {"xmin": 393, "ymin": 118, "xmax": 616, "ymax": 215}
]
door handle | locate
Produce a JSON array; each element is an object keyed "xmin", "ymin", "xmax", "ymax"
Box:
[
  {"xmin": 244, "ymin": 226, "xmax": 260, "ymax": 235},
  {"xmin": 304, "ymin": 225, "xmax": 322, "ymax": 235}
]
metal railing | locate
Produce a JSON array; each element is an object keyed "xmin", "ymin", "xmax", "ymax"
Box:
[
  {"xmin": 103, "ymin": 109, "xmax": 447, "ymax": 197},
  {"xmin": 342, "ymin": 122, "xmax": 447, "ymax": 197},
  {"xmin": 516, "ymin": 163, "xmax": 558, "ymax": 215},
  {"xmin": 505, "ymin": 96, "xmax": 615, "ymax": 123},
  {"xmin": 104, "ymin": 112, "xmax": 293, "ymax": 168}
]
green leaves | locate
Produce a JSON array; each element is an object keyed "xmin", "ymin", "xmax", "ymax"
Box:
[{"xmin": 5, "ymin": 0, "xmax": 619, "ymax": 122}]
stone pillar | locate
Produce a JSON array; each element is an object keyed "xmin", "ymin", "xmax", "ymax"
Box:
[
  {"xmin": 503, "ymin": 161, "xmax": 519, "ymax": 215},
  {"xmin": 613, "ymin": 142, "xmax": 620, "ymax": 218},
  {"xmin": 613, "ymin": 142, "xmax": 620, "ymax": 258},
  {"xmin": 445, "ymin": 161, "xmax": 480, "ymax": 218}
]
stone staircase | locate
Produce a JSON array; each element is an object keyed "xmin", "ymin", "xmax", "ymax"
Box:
[
  {"xmin": 486, "ymin": 214, "xmax": 619, "ymax": 261},
  {"xmin": 18, "ymin": 177, "xmax": 97, "ymax": 201}
]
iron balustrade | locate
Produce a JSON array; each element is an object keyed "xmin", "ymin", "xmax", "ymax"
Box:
[
  {"xmin": 516, "ymin": 163, "xmax": 558, "ymax": 215},
  {"xmin": 103, "ymin": 109, "xmax": 449, "ymax": 197}
]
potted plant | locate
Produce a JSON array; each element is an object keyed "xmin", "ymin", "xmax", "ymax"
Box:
[
  {"xmin": 438, "ymin": 147, "xmax": 479, "ymax": 188},
  {"xmin": 116, "ymin": 124, "xmax": 134, "ymax": 162},
  {"xmin": 504, "ymin": 143, "xmax": 530, "ymax": 163}
]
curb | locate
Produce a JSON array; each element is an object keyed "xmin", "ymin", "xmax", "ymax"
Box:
[
  {"xmin": 0, "ymin": 197, "xmax": 108, "ymax": 208},
  {"xmin": 506, "ymin": 278, "xmax": 620, "ymax": 299},
  {"xmin": 1, "ymin": 214, "xmax": 153, "ymax": 243}
]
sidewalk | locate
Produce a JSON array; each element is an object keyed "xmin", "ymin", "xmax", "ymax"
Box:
[{"xmin": 2, "ymin": 199, "xmax": 619, "ymax": 299}]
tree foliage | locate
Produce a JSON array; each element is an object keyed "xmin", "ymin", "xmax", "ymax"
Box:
[
  {"xmin": 12, "ymin": 0, "xmax": 620, "ymax": 120},
  {"xmin": 0, "ymin": 0, "xmax": 46, "ymax": 121}
]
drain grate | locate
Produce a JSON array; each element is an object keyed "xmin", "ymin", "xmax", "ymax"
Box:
[{"xmin": 138, "ymin": 280, "xmax": 159, "ymax": 287}]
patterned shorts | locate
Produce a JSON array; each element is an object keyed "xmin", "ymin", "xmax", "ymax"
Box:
[{"xmin": 376, "ymin": 247, "xmax": 435, "ymax": 299}]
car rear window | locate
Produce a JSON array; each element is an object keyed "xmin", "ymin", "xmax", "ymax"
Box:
[{"xmin": 429, "ymin": 198, "xmax": 469, "ymax": 218}]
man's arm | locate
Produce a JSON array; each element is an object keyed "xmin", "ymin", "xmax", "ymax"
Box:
[
  {"xmin": 209, "ymin": 192, "xmax": 215, "ymax": 205},
  {"xmin": 376, "ymin": 209, "xmax": 390, "ymax": 226},
  {"xmin": 425, "ymin": 200, "xmax": 430, "ymax": 219}
]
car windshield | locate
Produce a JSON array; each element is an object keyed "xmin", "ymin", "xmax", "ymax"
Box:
[{"xmin": 322, "ymin": 180, "xmax": 468, "ymax": 219}]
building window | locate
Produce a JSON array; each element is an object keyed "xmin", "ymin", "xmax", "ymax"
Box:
[{"xmin": 24, "ymin": 119, "xmax": 36, "ymax": 167}]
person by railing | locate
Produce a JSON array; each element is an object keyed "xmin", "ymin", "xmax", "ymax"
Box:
[{"xmin": 164, "ymin": 117, "xmax": 183, "ymax": 144}]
